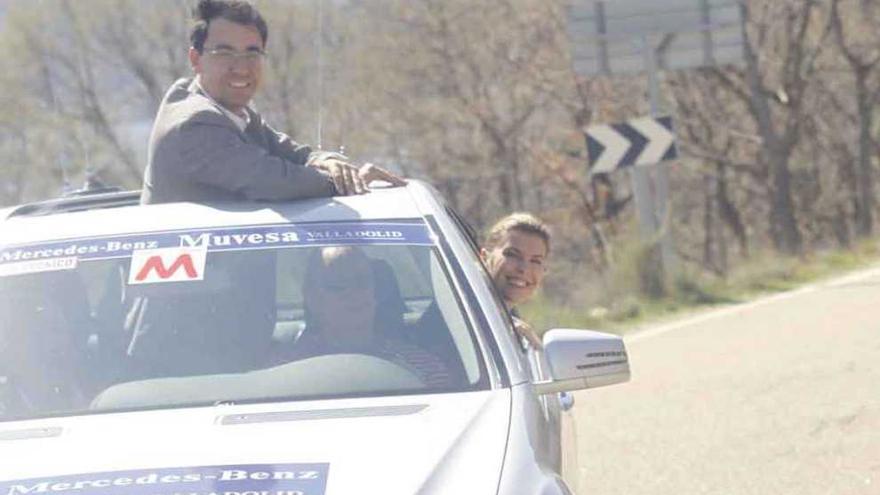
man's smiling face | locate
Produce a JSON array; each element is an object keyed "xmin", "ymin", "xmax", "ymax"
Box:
[{"xmin": 189, "ymin": 18, "xmax": 264, "ymax": 115}]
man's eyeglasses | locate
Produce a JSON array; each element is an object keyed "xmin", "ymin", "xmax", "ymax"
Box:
[{"xmin": 204, "ymin": 47, "xmax": 266, "ymax": 64}]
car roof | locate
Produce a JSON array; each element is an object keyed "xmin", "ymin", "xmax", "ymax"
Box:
[{"xmin": 0, "ymin": 180, "xmax": 443, "ymax": 246}]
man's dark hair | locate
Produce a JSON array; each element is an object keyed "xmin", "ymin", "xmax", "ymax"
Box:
[{"xmin": 190, "ymin": 0, "xmax": 269, "ymax": 53}]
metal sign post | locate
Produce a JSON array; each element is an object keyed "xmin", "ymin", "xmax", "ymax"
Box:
[
  {"xmin": 641, "ymin": 34, "xmax": 677, "ymax": 275},
  {"xmin": 567, "ymin": 0, "xmax": 745, "ymax": 285}
]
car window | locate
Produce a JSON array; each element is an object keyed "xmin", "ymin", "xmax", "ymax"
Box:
[
  {"xmin": 447, "ymin": 207, "xmax": 526, "ymax": 353},
  {"xmin": 446, "ymin": 207, "xmax": 481, "ymax": 254},
  {"xmin": 0, "ymin": 220, "xmax": 488, "ymax": 421}
]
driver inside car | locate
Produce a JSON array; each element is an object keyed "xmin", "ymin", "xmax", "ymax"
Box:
[{"xmin": 277, "ymin": 246, "xmax": 453, "ymax": 389}]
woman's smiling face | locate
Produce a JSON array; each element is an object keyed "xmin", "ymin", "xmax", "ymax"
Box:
[{"xmin": 481, "ymin": 229, "xmax": 548, "ymax": 307}]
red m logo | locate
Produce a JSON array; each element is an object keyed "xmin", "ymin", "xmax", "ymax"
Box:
[
  {"xmin": 128, "ymin": 247, "xmax": 207, "ymax": 285},
  {"xmin": 134, "ymin": 254, "xmax": 197, "ymax": 282}
]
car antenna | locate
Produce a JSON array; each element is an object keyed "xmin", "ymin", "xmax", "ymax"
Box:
[
  {"xmin": 315, "ymin": 0, "xmax": 324, "ymax": 150},
  {"xmin": 314, "ymin": 1, "xmax": 348, "ymax": 157},
  {"xmin": 50, "ymin": 91, "xmax": 72, "ymax": 195}
]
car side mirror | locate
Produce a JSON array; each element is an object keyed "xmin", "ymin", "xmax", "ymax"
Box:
[{"xmin": 533, "ymin": 329, "xmax": 630, "ymax": 395}]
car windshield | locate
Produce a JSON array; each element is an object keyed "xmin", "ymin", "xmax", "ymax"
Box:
[{"xmin": 0, "ymin": 220, "xmax": 488, "ymax": 421}]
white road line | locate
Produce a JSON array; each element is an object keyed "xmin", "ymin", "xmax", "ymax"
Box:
[{"xmin": 626, "ymin": 263, "xmax": 880, "ymax": 344}]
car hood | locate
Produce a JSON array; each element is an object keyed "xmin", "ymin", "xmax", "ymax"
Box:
[{"xmin": 0, "ymin": 390, "xmax": 511, "ymax": 495}]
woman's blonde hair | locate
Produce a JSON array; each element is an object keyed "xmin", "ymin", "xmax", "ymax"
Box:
[{"xmin": 484, "ymin": 212, "xmax": 551, "ymax": 253}]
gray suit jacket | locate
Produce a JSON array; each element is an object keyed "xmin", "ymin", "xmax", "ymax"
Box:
[{"xmin": 141, "ymin": 78, "xmax": 336, "ymax": 204}]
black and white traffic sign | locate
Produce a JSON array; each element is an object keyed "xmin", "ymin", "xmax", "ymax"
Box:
[{"xmin": 585, "ymin": 116, "xmax": 678, "ymax": 173}]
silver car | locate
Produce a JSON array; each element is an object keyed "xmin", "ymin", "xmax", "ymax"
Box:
[{"xmin": 0, "ymin": 181, "xmax": 629, "ymax": 494}]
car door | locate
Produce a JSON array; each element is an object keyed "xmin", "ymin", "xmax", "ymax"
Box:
[{"xmin": 445, "ymin": 207, "xmax": 567, "ymax": 471}]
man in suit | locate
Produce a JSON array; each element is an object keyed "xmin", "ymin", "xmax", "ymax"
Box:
[{"xmin": 141, "ymin": 0, "xmax": 403, "ymax": 205}]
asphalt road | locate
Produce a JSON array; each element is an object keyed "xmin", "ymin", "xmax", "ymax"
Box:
[{"xmin": 572, "ymin": 265, "xmax": 880, "ymax": 495}]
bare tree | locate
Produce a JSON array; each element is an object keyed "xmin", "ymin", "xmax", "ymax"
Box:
[
  {"xmin": 828, "ymin": 0, "xmax": 880, "ymax": 237},
  {"xmin": 0, "ymin": 0, "xmax": 191, "ymax": 197},
  {"xmin": 346, "ymin": 0, "xmax": 564, "ymax": 222},
  {"xmin": 703, "ymin": 1, "xmax": 832, "ymax": 255}
]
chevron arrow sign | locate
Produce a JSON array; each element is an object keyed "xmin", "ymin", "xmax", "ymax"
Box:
[{"xmin": 585, "ymin": 116, "xmax": 678, "ymax": 173}]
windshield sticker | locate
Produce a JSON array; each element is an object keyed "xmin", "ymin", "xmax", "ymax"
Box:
[
  {"xmin": 0, "ymin": 256, "xmax": 77, "ymax": 278},
  {"xmin": 0, "ymin": 221, "xmax": 432, "ymax": 274},
  {"xmin": 128, "ymin": 246, "xmax": 207, "ymax": 285},
  {"xmin": 1, "ymin": 462, "xmax": 330, "ymax": 495}
]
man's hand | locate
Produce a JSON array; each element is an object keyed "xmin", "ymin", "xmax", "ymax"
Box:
[
  {"xmin": 312, "ymin": 158, "xmax": 406, "ymax": 196},
  {"xmin": 358, "ymin": 163, "xmax": 407, "ymax": 189},
  {"xmin": 512, "ymin": 316, "xmax": 543, "ymax": 349}
]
